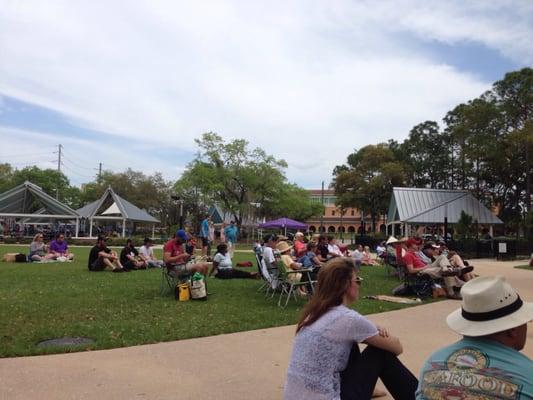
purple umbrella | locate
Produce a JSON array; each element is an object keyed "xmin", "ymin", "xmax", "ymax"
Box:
[{"xmin": 259, "ymin": 218, "xmax": 307, "ymax": 236}]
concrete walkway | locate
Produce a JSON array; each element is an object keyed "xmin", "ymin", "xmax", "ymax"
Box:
[{"xmin": 1, "ymin": 259, "xmax": 531, "ymax": 399}]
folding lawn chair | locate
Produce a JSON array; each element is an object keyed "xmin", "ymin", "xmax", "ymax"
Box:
[
  {"xmin": 160, "ymin": 265, "xmax": 191, "ymax": 296},
  {"xmin": 276, "ymin": 261, "xmax": 316, "ymax": 308}
]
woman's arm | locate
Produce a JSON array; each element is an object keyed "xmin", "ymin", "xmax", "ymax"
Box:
[{"xmin": 363, "ymin": 332, "xmax": 403, "ymax": 355}]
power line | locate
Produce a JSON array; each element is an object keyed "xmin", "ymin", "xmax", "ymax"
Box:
[{"xmin": 0, "ymin": 151, "xmax": 54, "ymax": 159}]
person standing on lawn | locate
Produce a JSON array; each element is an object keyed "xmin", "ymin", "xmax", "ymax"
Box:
[
  {"xmin": 199, "ymin": 215, "xmax": 210, "ymax": 257},
  {"xmin": 224, "ymin": 221, "xmax": 238, "ymax": 258},
  {"xmin": 284, "ymin": 257, "xmax": 418, "ymax": 399}
]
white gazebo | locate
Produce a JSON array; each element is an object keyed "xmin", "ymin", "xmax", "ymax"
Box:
[{"xmin": 76, "ymin": 187, "xmax": 160, "ymax": 238}]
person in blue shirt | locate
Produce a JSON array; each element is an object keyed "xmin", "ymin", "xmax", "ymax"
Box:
[
  {"xmin": 224, "ymin": 221, "xmax": 238, "ymax": 258},
  {"xmin": 416, "ymin": 276, "xmax": 533, "ymax": 399},
  {"xmin": 199, "ymin": 216, "xmax": 210, "ymax": 257}
]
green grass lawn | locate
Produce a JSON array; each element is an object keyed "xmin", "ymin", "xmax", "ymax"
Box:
[
  {"xmin": 1, "ymin": 245, "xmax": 419, "ymax": 358},
  {"xmin": 514, "ymin": 264, "xmax": 532, "ymax": 271}
]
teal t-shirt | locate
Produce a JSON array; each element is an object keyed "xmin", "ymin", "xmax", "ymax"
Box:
[{"xmin": 416, "ymin": 337, "xmax": 533, "ymax": 399}]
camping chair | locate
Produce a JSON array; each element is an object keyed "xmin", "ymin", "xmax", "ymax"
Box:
[
  {"xmin": 256, "ymin": 254, "xmax": 280, "ymax": 298},
  {"xmin": 160, "ymin": 265, "xmax": 191, "ymax": 296},
  {"xmin": 384, "ymin": 253, "xmax": 399, "ymax": 277},
  {"xmin": 276, "ymin": 261, "xmax": 316, "ymax": 308},
  {"xmin": 398, "ymin": 264, "xmax": 439, "ymax": 298},
  {"xmin": 255, "ymin": 253, "xmax": 269, "ymax": 294}
]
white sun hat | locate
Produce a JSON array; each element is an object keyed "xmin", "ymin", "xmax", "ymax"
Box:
[
  {"xmin": 447, "ymin": 276, "xmax": 533, "ymax": 337},
  {"xmin": 385, "ymin": 236, "xmax": 398, "ymax": 245}
]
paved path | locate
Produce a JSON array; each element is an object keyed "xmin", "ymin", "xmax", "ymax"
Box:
[{"xmin": 1, "ymin": 259, "xmax": 531, "ymax": 399}]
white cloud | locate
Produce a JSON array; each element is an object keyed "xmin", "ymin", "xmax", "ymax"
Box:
[{"xmin": 0, "ymin": 0, "xmax": 530, "ymax": 187}]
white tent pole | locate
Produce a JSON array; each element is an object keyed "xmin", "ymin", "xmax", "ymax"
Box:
[
  {"xmin": 152, "ymin": 224, "xmax": 155, "ymax": 239},
  {"xmin": 122, "ymin": 218, "xmax": 126, "ymax": 238},
  {"xmin": 75, "ymin": 218, "xmax": 79, "ymax": 238},
  {"xmin": 89, "ymin": 218, "xmax": 93, "ymax": 238}
]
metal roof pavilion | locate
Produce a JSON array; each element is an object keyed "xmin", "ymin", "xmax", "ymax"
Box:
[
  {"xmin": 76, "ymin": 187, "xmax": 159, "ymax": 238},
  {"xmin": 387, "ymin": 187, "xmax": 502, "ymax": 235},
  {"xmin": 0, "ymin": 181, "xmax": 81, "ymax": 235}
]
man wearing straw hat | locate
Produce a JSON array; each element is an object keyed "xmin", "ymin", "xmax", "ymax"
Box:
[{"xmin": 416, "ymin": 276, "xmax": 533, "ymax": 399}]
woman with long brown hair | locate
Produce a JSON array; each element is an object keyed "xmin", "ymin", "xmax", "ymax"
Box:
[{"xmin": 284, "ymin": 257, "xmax": 417, "ymax": 400}]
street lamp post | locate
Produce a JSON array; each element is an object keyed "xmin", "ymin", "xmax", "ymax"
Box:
[{"xmin": 171, "ymin": 195, "xmax": 184, "ymax": 229}]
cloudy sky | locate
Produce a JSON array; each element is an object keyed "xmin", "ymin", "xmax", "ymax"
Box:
[{"xmin": 0, "ymin": 1, "xmax": 532, "ymax": 188}]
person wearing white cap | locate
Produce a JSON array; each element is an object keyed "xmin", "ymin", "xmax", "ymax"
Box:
[{"xmin": 416, "ymin": 276, "xmax": 533, "ymax": 399}]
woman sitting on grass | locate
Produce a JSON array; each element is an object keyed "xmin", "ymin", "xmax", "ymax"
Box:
[
  {"xmin": 29, "ymin": 233, "xmax": 57, "ymax": 262},
  {"xmin": 284, "ymin": 257, "xmax": 418, "ymax": 400},
  {"xmin": 209, "ymin": 243, "xmax": 258, "ymax": 279},
  {"xmin": 362, "ymin": 246, "xmax": 378, "ymax": 266}
]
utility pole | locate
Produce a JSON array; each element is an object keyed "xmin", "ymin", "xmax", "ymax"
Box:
[
  {"xmin": 57, "ymin": 144, "xmax": 62, "ymax": 172},
  {"xmin": 56, "ymin": 144, "xmax": 62, "ymax": 199}
]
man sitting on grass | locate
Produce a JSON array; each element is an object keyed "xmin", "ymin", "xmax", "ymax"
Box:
[
  {"xmin": 139, "ymin": 237, "xmax": 164, "ymax": 268},
  {"xmin": 163, "ymin": 229, "xmax": 208, "ymax": 278},
  {"xmin": 120, "ymin": 239, "xmax": 147, "ymax": 270},
  {"xmin": 88, "ymin": 235, "xmax": 127, "ymax": 272},
  {"xmin": 49, "ymin": 233, "xmax": 75, "ymax": 261}
]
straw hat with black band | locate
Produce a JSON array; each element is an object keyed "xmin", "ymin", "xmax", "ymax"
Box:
[{"xmin": 447, "ymin": 276, "xmax": 533, "ymax": 337}]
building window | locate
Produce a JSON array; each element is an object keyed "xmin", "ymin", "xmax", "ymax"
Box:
[
  {"xmin": 331, "ymin": 210, "xmax": 335, "ymax": 216},
  {"xmin": 351, "ymin": 210, "xmax": 355, "ymax": 216}
]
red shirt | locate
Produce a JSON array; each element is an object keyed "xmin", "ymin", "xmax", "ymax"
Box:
[
  {"xmin": 403, "ymin": 251, "xmax": 426, "ymax": 270},
  {"xmin": 163, "ymin": 239, "xmax": 186, "ymax": 267},
  {"xmin": 294, "ymin": 240, "xmax": 307, "ymax": 257}
]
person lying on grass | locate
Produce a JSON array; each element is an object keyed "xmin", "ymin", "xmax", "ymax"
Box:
[
  {"xmin": 88, "ymin": 235, "xmax": 128, "ymax": 272},
  {"xmin": 29, "ymin": 233, "xmax": 57, "ymax": 262},
  {"xmin": 208, "ymin": 243, "xmax": 259, "ymax": 279},
  {"xmin": 284, "ymin": 257, "xmax": 418, "ymax": 400}
]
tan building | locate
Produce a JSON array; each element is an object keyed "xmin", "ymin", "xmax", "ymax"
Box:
[{"xmin": 306, "ymin": 189, "xmax": 386, "ymax": 234}]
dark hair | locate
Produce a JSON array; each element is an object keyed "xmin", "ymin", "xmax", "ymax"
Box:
[
  {"xmin": 143, "ymin": 237, "xmax": 152, "ymax": 244},
  {"xmin": 327, "ymin": 235, "xmax": 334, "ymax": 242},
  {"xmin": 296, "ymin": 258, "xmax": 355, "ymax": 333},
  {"xmin": 97, "ymin": 235, "xmax": 106, "ymax": 243},
  {"xmin": 306, "ymin": 241, "xmax": 317, "ymax": 251},
  {"xmin": 126, "ymin": 238, "xmax": 133, "ymax": 245},
  {"xmin": 56, "ymin": 233, "xmax": 65, "ymax": 239},
  {"xmin": 217, "ymin": 243, "xmax": 228, "ymax": 254},
  {"xmin": 265, "ymin": 234, "xmax": 278, "ymax": 242}
]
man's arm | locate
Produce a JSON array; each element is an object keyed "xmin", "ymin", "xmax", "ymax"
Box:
[{"xmin": 163, "ymin": 251, "xmax": 190, "ymax": 264}]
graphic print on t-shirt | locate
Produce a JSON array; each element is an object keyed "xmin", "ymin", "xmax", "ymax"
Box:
[{"xmin": 420, "ymin": 347, "xmax": 521, "ymax": 399}]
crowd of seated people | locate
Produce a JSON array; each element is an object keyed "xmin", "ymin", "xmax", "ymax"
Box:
[{"xmin": 386, "ymin": 236, "xmax": 474, "ymax": 299}]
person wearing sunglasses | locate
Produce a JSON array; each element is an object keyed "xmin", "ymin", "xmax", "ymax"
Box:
[
  {"xmin": 29, "ymin": 233, "xmax": 57, "ymax": 262},
  {"xmin": 284, "ymin": 257, "xmax": 417, "ymax": 400}
]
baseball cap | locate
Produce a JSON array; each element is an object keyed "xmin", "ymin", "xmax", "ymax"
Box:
[{"xmin": 176, "ymin": 229, "xmax": 189, "ymax": 241}]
